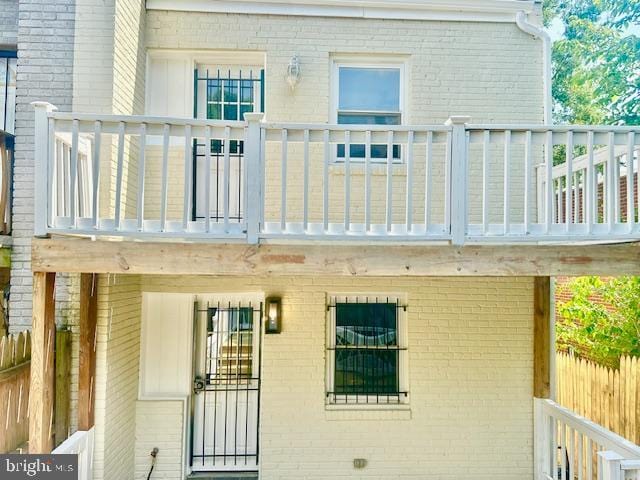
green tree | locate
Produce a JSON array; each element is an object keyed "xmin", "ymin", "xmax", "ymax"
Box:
[
  {"xmin": 556, "ymin": 277, "xmax": 640, "ymax": 368},
  {"xmin": 544, "ymin": 0, "xmax": 640, "ymax": 125}
]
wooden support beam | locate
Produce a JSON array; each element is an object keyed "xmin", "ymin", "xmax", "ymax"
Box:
[
  {"xmin": 32, "ymin": 237, "xmax": 640, "ymax": 277},
  {"xmin": 533, "ymin": 276, "xmax": 551, "ymax": 398},
  {"xmin": 29, "ymin": 271, "xmax": 56, "ymax": 453},
  {"xmin": 78, "ymin": 273, "xmax": 98, "ymax": 431},
  {"xmin": 54, "ymin": 329, "xmax": 71, "ymax": 447}
]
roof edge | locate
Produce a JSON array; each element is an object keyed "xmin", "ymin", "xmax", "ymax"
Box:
[{"xmin": 146, "ymin": 0, "xmax": 538, "ymax": 23}]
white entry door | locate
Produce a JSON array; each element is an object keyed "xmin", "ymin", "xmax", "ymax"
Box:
[{"xmin": 191, "ymin": 297, "xmax": 262, "ymax": 472}]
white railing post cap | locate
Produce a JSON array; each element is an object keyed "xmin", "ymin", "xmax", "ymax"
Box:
[
  {"xmin": 445, "ymin": 115, "xmax": 471, "ymax": 125},
  {"xmin": 244, "ymin": 112, "xmax": 265, "ymax": 122},
  {"xmin": 31, "ymin": 101, "xmax": 58, "ymax": 112},
  {"xmin": 598, "ymin": 451, "xmax": 625, "ymax": 462}
]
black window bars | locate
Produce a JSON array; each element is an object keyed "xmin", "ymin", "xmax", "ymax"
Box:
[{"xmin": 327, "ymin": 296, "xmax": 408, "ymax": 405}]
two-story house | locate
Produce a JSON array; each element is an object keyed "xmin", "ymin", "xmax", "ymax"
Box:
[{"xmin": 5, "ymin": 0, "xmax": 640, "ymax": 479}]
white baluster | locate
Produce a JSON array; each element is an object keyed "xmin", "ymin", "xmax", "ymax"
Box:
[{"xmin": 136, "ymin": 123, "xmax": 146, "ymax": 231}]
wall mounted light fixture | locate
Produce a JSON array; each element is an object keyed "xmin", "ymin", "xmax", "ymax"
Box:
[
  {"xmin": 286, "ymin": 55, "xmax": 301, "ymax": 91},
  {"xmin": 265, "ymin": 297, "xmax": 282, "ymax": 334}
]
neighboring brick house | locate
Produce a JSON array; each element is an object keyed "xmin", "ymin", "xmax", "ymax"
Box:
[{"xmin": 3, "ymin": 1, "xmax": 640, "ymax": 480}]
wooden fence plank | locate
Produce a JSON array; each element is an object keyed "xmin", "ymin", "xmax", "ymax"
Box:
[
  {"xmin": 557, "ymin": 353, "xmax": 640, "ymax": 447},
  {"xmin": 0, "ymin": 330, "xmax": 31, "ymax": 453}
]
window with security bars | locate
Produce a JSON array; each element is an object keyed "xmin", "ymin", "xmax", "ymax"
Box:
[
  {"xmin": 192, "ymin": 67, "xmax": 264, "ymax": 223},
  {"xmin": 326, "ymin": 295, "xmax": 408, "ymax": 405}
]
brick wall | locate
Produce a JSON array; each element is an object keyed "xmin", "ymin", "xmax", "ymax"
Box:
[
  {"xmin": 93, "ymin": 273, "xmax": 142, "ymax": 479},
  {"xmin": 0, "ymin": 0, "xmax": 18, "ymax": 48},
  {"xmin": 120, "ymin": 275, "xmax": 535, "ymax": 480},
  {"xmin": 140, "ymin": 11, "xmax": 544, "ymax": 228},
  {"xmin": 10, "ymin": 0, "xmax": 76, "ymax": 331},
  {"xmin": 146, "ymin": 12, "xmax": 543, "ymax": 125}
]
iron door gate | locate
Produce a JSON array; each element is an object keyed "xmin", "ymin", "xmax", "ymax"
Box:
[{"xmin": 191, "ymin": 301, "xmax": 262, "ymax": 471}]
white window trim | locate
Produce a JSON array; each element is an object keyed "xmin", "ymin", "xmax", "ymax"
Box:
[
  {"xmin": 330, "ymin": 58, "xmax": 407, "ymax": 164},
  {"xmin": 326, "ymin": 293, "xmax": 409, "ymax": 407}
]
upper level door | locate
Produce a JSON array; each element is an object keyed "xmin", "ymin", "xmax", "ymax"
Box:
[{"xmin": 192, "ymin": 65, "xmax": 264, "ymax": 225}]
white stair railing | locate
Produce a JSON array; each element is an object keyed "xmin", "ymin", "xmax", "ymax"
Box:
[
  {"xmin": 52, "ymin": 427, "xmax": 95, "ymax": 480},
  {"xmin": 535, "ymin": 398, "xmax": 640, "ymax": 480}
]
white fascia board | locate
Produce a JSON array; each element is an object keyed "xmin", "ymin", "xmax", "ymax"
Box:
[{"xmin": 146, "ymin": 0, "xmax": 538, "ymax": 23}]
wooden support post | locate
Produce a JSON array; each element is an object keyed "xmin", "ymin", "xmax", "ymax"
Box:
[
  {"xmin": 534, "ymin": 276, "xmax": 552, "ymax": 398},
  {"xmin": 29, "ymin": 271, "xmax": 56, "ymax": 453},
  {"xmin": 54, "ymin": 329, "xmax": 71, "ymax": 447},
  {"xmin": 78, "ymin": 273, "xmax": 98, "ymax": 431}
]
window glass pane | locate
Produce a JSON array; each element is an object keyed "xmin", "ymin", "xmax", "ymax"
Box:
[
  {"xmin": 337, "ymin": 144, "xmax": 401, "ymax": 160},
  {"xmin": 206, "ymin": 103, "xmax": 221, "ymax": 120},
  {"xmin": 240, "ymin": 80, "xmax": 254, "ymax": 103},
  {"xmin": 335, "ymin": 349, "xmax": 397, "ymax": 394},
  {"xmin": 338, "ymin": 67, "xmax": 400, "ymax": 112},
  {"xmin": 223, "ymin": 104, "xmax": 238, "ymax": 120},
  {"xmin": 224, "ymin": 80, "xmax": 238, "ymax": 103},
  {"xmin": 240, "ymin": 104, "xmax": 253, "ymax": 121},
  {"xmin": 228, "ymin": 307, "xmax": 253, "ymax": 331},
  {"xmin": 332, "ymin": 302, "xmax": 401, "ymax": 398},
  {"xmin": 336, "ymin": 303, "xmax": 397, "ymax": 346},
  {"xmin": 207, "ymin": 79, "xmax": 221, "ymax": 102},
  {"xmin": 338, "ymin": 113, "xmax": 400, "ymax": 125}
]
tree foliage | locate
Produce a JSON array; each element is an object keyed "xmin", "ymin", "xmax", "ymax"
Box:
[
  {"xmin": 544, "ymin": 0, "xmax": 640, "ymax": 125},
  {"xmin": 556, "ymin": 277, "xmax": 640, "ymax": 368}
]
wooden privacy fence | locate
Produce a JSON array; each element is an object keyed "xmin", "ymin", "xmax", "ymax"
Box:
[
  {"xmin": 557, "ymin": 353, "xmax": 640, "ymax": 446},
  {"xmin": 0, "ymin": 331, "xmax": 31, "ymax": 453}
]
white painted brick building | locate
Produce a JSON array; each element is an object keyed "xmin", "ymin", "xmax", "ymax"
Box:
[{"xmin": 7, "ymin": 1, "xmax": 640, "ymax": 480}]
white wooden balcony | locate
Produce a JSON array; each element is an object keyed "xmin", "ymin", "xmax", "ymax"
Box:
[{"xmin": 33, "ymin": 103, "xmax": 640, "ymax": 245}]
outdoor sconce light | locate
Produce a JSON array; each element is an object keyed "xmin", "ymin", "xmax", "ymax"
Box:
[
  {"xmin": 286, "ymin": 55, "xmax": 301, "ymax": 91},
  {"xmin": 265, "ymin": 297, "xmax": 282, "ymax": 334}
]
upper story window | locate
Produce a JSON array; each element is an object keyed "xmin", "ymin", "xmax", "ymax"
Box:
[
  {"xmin": 0, "ymin": 51, "xmax": 17, "ymax": 135},
  {"xmin": 326, "ymin": 295, "xmax": 408, "ymax": 405},
  {"xmin": 332, "ymin": 61, "xmax": 404, "ymax": 161}
]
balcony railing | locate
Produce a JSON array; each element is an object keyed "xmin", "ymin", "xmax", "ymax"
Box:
[{"xmin": 33, "ymin": 103, "xmax": 640, "ymax": 245}]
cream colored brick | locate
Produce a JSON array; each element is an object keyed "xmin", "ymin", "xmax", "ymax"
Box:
[{"xmin": 95, "ymin": 275, "xmax": 534, "ymax": 479}]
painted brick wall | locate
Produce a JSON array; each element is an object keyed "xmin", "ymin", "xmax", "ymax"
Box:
[
  {"xmin": 140, "ymin": 11, "xmax": 544, "ymax": 229},
  {"xmin": 146, "ymin": 12, "xmax": 543, "ymax": 124},
  {"xmin": 0, "ymin": 0, "xmax": 18, "ymax": 48},
  {"xmin": 121, "ymin": 275, "xmax": 534, "ymax": 480},
  {"xmin": 93, "ymin": 273, "xmax": 142, "ymax": 480},
  {"xmin": 10, "ymin": 0, "xmax": 76, "ymax": 330}
]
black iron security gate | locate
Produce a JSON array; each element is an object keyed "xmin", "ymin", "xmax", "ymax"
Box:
[
  {"xmin": 192, "ymin": 68, "xmax": 264, "ymax": 224},
  {"xmin": 191, "ymin": 301, "xmax": 262, "ymax": 471}
]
